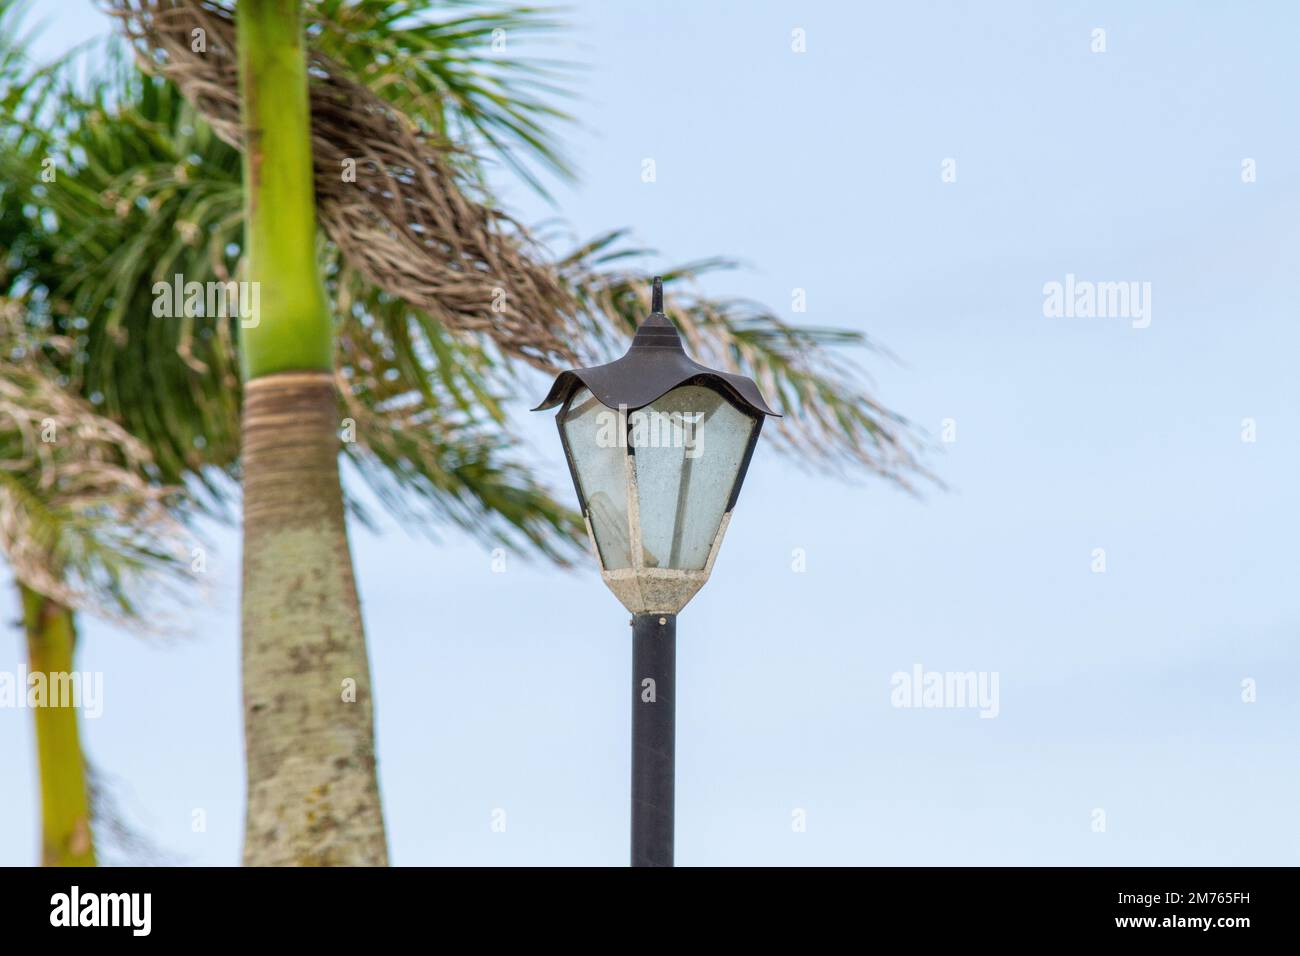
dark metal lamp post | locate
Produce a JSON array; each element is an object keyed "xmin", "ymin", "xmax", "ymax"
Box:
[{"xmin": 535, "ymin": 277, "xmax": 778, "ymax": 866}]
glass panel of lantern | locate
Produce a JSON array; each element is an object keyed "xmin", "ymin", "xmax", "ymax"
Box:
[
  {"xmin": 629, "ymin": 385, "xmax": 758, "ymax": 570},
  {"xmin": 560, "ymin": 386, "xmax": 634, "ymax": 569}
]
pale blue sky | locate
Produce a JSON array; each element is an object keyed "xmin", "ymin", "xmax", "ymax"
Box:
[{"xmin": 3, "ymin": 0, "xmax": 1297, "ymax": 865}]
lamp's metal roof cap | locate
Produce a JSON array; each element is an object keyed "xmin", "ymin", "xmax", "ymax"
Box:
[{"xmin": 533, "ymin": 277, "xmax": 781, "ymax": 416}]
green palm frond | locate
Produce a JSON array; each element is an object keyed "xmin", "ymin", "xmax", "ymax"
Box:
[
  {"xmin": 307, "ymin": 0, "xmax": 577, "ymax": 194},
  {"xmin": 332, "ymin": 258, "xmax": 585, "ymax": 560},
  {"xmin": 0, "ymin": 48, "xmax": 245, "ymax": 510}
]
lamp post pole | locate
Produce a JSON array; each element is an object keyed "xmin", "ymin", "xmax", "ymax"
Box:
[
  {"xmin": 631, "ymin": 613, "xmax": 675, "ymax": 867},
  {"xmin": 535, "ymin": 276, "xmax": 778, "ymax": 868}
]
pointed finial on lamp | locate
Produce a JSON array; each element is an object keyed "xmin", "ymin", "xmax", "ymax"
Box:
[{"xmin": 651, "ymin": 276, "xmax": 663, "ymax": 313}]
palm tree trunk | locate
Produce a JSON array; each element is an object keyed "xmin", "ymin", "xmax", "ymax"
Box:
[
  {"xmin": 237, "ymin": 0, "xmax": 387, "ymax": 865},
  {"xmin": 20, "ymin": 585, "xmax": 96, "ymax": 867}
]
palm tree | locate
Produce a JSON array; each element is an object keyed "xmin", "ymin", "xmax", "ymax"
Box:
[
  {"xmin": 0, "ymin": 297, "xmax": 192, "ymax": 865},
  {"xmin": 5, "ymin": 0, "xmax": 932, "ymax": 864},
  {"xmin": 0, "ymin": 5, "xmax": 200, "ymax": 867},
  {"xmin": 0, "ymin": 25, "xmax": 587, "ymax": 863}
]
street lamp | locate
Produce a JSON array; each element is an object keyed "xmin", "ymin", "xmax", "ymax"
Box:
[{"xmin": 535, "ymin": 277, "xmax": 778, "ymax": 866}]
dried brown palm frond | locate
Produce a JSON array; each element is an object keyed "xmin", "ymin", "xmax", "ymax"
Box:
[
  {"xmin": 0, "ymin": 300, "xmax": 192, "ymax": 620},
  {"xmin": 105, "ymin": 0, "xmax": 577, "ymax": 368}
]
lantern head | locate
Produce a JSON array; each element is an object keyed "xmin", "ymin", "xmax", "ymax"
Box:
[{"xmin": 535, "ymin": 278, "xmax": 779, "ymax": 615}]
